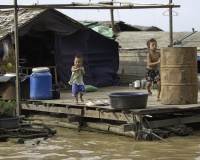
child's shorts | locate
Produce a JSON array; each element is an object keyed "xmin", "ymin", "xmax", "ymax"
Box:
[
  {"xmin": 72, "ymin": 84, "xmax": 86, "ymax": 96},
  {"xmin": 145, "ymin": 68, "xmax": 160, "ymax": 84}
]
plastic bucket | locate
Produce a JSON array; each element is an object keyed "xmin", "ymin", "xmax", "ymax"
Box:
[
  {"xmin": 107, "ymin": 92, "xmax": 149, "ymax": 109},
  {"xmin": 30, "ymin": 67, "xmax": 52, "ymax": 100}
]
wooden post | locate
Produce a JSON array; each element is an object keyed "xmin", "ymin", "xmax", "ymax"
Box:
[
  {"xmin": 169, "ymin": 0, "xmax": 173, "ymax": 47},
  {"xmin": 14, "ymin": 0, "xmax": 21, "ymax": 116},
  {"xmin": 110, "ymin": 0, "xmax": 115, "ymax": 31}
]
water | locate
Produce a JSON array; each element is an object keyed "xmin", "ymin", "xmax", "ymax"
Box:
[{"xmin": 1, "ymin": 127, "xmax": 200, "ymax": 160}]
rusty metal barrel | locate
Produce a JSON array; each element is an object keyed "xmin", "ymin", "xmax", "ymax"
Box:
[{"xmin": 160, "ymin": 47, "xmax": 198, "ymax": 104}]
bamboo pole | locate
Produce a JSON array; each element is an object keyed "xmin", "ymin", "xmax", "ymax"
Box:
[
  {"xmin": 169, "ymin": 0, "xmax": 173, "ymax": 47},
  {"xmin": 0, "ymin": 4, "xmax": 180, "ymax": 10},
  {"xmin": 14, "ymin": 0, "xmax": 21, "ymax": 116},
  {"xmin": 110, "ymin": 0, "xmax": 115, "ymax": 31},
  {"xmin": 99, "ymin": 1, "xmax": 175, "ymax": 5},
  {"xmin": 72, "ymin": 2, "xmax": 111, "ymax": 6}
]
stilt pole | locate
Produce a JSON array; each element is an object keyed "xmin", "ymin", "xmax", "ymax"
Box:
[
  {"xmin": 14, "ymin": 0, "xmax": 21, "ymax": 116},
  {"xmin": 110, "ymin": 0, "xmax": 115, "ymax": 31},
  {"xmin": 169, "ymin": 0, "xmax": 173, "ymax": 47}
]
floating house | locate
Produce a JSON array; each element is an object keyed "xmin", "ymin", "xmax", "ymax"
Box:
[{"xmin": 0, "ymin": 8, "xmax": 119, "ymax": 88}]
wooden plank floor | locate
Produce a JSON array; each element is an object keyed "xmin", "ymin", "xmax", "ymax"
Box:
[{"xmin": 23, "ymin": 86, "xmax": 200, "ymax": 115}]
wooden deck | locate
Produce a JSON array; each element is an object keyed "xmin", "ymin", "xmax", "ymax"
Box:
[
  {"xmin": 19, "ymin": 86, "xmax": 200, "ymax": 139},
  {"xmin": 21, "ymin": 86, "xmax": 200, "ymax": 114},
  {"xmin": 21, "ymin": 86, "xmax": 200, "ymax": 139}
]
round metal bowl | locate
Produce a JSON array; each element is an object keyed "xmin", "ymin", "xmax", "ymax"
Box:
[{"xmin": 107, "ymin": 92, "xmax": 149, "ymax": 109}]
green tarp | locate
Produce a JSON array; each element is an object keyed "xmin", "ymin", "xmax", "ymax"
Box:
[{"xmin": 92, "ymin": 26, "xmax": 116, "ymax": 39}]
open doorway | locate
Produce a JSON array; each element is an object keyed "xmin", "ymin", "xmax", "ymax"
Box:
[{"xmin": 18, "ymin": 30, "xmax": 58, "ymax": 86}]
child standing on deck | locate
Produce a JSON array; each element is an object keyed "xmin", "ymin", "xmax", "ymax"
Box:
[
  {"xmin": 69, "ymin": 54, "xmax": 86, "ymax": 104},
  {"xmin": 146, "ymin": 38, "xmax": 161, "ymax": 101}
]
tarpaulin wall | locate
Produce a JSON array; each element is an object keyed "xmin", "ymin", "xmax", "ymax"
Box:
[
  {"xmin": 55, "ymin": 29, "xmax": 119, "ymax": 87},
  {"xmin": 18, "ymin": 9, "xmax": 81, "ymax": 36}
]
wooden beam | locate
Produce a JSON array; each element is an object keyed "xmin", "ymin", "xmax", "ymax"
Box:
[
  {"xmin": 14, "ymin": 0, "xmax": 21, "ymax": 116},
  {"xmin": 66, "ymin": 116, "xmax": 80, "ymax": 123},
  {"xmin": 85, "ymin": 122, "xmax": 136, "ymax": 137},
  {"xmin": 30, "ymin": 120, "xmax": 79, "ymax": 130},
  {"xmin": 21, "ymin": 103, "xmax": 131, "ymax": 121},
  {"xmin": 123, "ymin": 114, "xmax": 200, "ymax": 132},
  {"xmin": 122, "ymin": 123, "xmax": 137, "ymax": 132},
  {"xmin": 130, "ymin": 105, "xmax": 200, "ymax": 114},
  {"xmin": 28, "ymin": 119, "xmax": 136, "ymax": 138},
  {"xmin": 83, "ymin": 109, "xmax": 130, "ymax": 121},
  {"xmin": 100, "ymin": 1, "xmax": 176, "ymax": 5},
  {"xmin": 110, "ymin": 1, "xmax": 114, "ymax": 31},
  {"xmin": 100, "ymin": 111, "xmax": 132, "ymax": 121},
  {"xmin": 169, "ymin": 0, "xmax": 173, "ymax": 47},
  {"xmin": 83, "ymin": 110, "xmax": 100, "ymax": 118},
  {"xmin": 32, "ymin": 102, "xmax": 43, "ymax": 106},
  {"xmin": 72, "ymin": 2, "xmax": 111, "ymax": 7},
  {"xmin": 21, "ymin": 104, "xmax": 83, "ymax": 115}
]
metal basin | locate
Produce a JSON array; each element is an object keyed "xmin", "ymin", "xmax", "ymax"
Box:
[{"xmin": 107, "ymin": 92, "xmax": 149, "ymax": 109}]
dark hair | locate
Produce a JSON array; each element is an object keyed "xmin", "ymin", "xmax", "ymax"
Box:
[
  {"xmin": 75, "ymin": 54, "xmax": 83, "ymax": 60},
  {"xmin": 146, "ymin": 38, "xmax": 157, "ymax": 48}
]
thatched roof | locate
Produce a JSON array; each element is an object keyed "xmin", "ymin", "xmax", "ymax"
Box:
[{"xmin": 0, "ymin": 8, "xmax": 86, "ymax": 40}]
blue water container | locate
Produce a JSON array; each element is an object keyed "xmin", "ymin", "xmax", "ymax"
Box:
[{"xmin": 30, "ymin": 67, "xmax": 52, "ymax": 100}]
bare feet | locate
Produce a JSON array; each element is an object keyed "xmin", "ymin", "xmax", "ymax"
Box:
[
  {"xmin": 74, "ymin": 100, "xmax": 78, "ymax": 104},
  {"xmin": 80, "ymin": 97, "xmax": 84, "ymax": 102},
  {"xmin": 147, "ymin": 89, "xmax": 152, "ymax": 95},
  {"xmin": 157, "ymin": 97, "xmax": 161, "ymax": 101},
  {"xmin": 74, "ymin": 95, "xmax": 78, "ymax": 104}
]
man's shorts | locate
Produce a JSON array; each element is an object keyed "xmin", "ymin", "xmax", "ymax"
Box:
[
  {"xmin": 72, "ymin": 84, "xmax": 86, "ymax": 96},
  {"xmin": 145, "ymin": 68, "xmax": 160, "ymax": 84}
]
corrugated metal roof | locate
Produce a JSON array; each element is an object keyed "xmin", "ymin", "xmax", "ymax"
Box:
[
  {"xmin": 116, "ymin": 31, "xmax": 200, "ymax": 49},
  {"xmin": 0, "ymin": 8, "xmax": 86, "ymax": 40}
]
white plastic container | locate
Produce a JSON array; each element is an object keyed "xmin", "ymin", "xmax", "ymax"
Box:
[{"xmin": 133, "ymin": 80, "xmax": 140, "ymax": 89}]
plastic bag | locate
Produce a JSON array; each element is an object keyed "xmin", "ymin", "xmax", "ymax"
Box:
[{"xmin": 2, "ymin": 40, "xmax": 9, "ymax": 61}]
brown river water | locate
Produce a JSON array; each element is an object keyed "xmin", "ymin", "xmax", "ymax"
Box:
[{"xmin": 1, "ymin": 126, "xmax": 200, "ymax": 160}]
